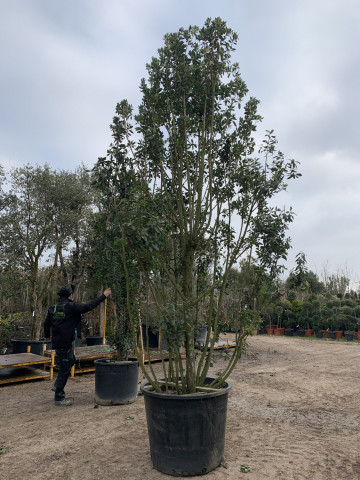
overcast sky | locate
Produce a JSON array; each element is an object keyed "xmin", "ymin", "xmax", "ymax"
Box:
[{"xmin": 1, "ymin": 0, "xmax": 359, "ymax": 285}]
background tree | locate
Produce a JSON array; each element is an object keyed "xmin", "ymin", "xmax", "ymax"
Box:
[{"xmin": 0, "ymin": 164, "xmax": 95, "ymax": 338}]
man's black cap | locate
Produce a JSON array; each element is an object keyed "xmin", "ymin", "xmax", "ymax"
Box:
[{"xmin": 57, "ymin": 287, "xmax": 72, "ymax": 298}]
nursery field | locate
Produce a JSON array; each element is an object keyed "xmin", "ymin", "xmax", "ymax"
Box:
[{"xmin": 0, "ymin": 334, "xmax": 359, "ymax": 480}]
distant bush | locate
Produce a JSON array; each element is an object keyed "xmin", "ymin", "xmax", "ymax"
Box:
[{"xmin": 0, "ymin": 313, "xmax": 32, "ymax": 353}]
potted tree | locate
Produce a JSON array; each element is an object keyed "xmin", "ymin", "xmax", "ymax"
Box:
[
  {"xmin": 94, "ymin": 311, "xmax": 138, "ymax": 406},
  {"xmin": 328, "ymin": 314, "xmax": 342, "ymax": 339},
  {"xmin": 90, "ymin": 195, "xmax": 140, "ymax": 406},
  {"xmin": 312, "ymin": 315, "xmax": 324, "ymax": 338},
  {"xmin": 93, "ymin": 18, "xmax": 300, "ymax": 476},
  {"xmin": 342, "ymin": 313, "xmax": 356, "ymax": 341},
  {"xmin": 355, "ymin": 323, "xmax": 360, "ymax": 340},
  {"xmin": 298, "ymin": 300, "xmax": 314, "ymax": 337},
  {"xmin": 273, "ymin": 305, "xmax": 284, "ymax": 335}
]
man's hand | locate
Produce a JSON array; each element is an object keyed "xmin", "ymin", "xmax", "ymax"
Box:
[{"xmin": 104, "ymin": 288, "xmax": 111, "ymax": 297}]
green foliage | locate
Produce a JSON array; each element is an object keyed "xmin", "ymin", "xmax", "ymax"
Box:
[
  {"xmin": 240, "ymin": 465, "xmax": 252, "ymax": 473},
  {"xmin": 107, "ymin": 316, "xmax": 133, "ymax": 360},
  {"xmin": 94, "ymin": 18, "xmax": 300, "ymax": 394},
  {"xmin": 158, "ymin": 304, "xmax": 185, "ymax": 353},
  {"xmin": 0, "ymin": 313, "xmax": 32, "ymax": 352},
  {"xmin": 285, "ymin": 254, "xmax": 324, "ymax": 295}
]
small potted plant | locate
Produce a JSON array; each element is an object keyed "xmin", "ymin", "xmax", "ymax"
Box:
[
  {"xmin": 343, "ymin": 315, "xmax": 356, "ymax": 341},
  {"xmin": 94, "ymin": 311, "xmax": 138, "ymax": 406},
  {"xmin": 328, "ymin": 314, "xmax": 342, "ymax": 339},
  {"xmin": 354, "ymin": 315, "xmax": 360, "ymax": 340},
  {"xmin": 311, "ymin": 315, "xmax": 324, "ymax": 339},
  {"xmin": 273, "ymin": 305, "xmax": 285, "ymax": 335}
]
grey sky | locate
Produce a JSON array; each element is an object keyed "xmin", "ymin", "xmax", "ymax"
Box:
[{"xmin": 1, "ymin": 0, "xmax": 359, "ymax": 285}]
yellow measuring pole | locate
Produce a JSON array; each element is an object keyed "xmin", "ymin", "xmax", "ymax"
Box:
[
  {"xmin": 50, "ymin": 351, "xmax": 55, "ymax": 380},
  {"xmin": 103, "ymin": 298, "xmax": 107, "ymax": 345}
]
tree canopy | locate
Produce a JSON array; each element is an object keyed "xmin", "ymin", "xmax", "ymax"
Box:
[{"xmin": 93, "ymin": 17, "xmax": 301, "ymax": 393}]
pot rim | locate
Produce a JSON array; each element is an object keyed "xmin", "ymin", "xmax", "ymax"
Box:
[
  {"xmin": 140, "ymin": 378, "xmax": 231, "ymax": 400},
  {"xmin": 94, "ymin": 358, "xmax": 138, "ymax": 366},
  {"xmin": 11, "ymin": 338, "xmax": 49, "ymax": 343}
]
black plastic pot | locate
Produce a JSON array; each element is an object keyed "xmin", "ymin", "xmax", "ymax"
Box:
[
  {"xmin": 140, "ymin": 325, "xmax": 159, "ymax": 348},
  {"xmin": 328, "ymin": 332, "xmax": 337, "ymax": 340},
  {"xmin": 344, "ymin": 332, "xmax": 354, "ymax": 341},
  {"xmin": 10, "ymin": 338, "xmax": 52, "ymax": 355},
  {"xmin": 315, "ymin": 331, "xmax": 324, "ymax": 339},
  {"xmin": 86, "ymin": 335, "xmax": 103, "ymax": 346},
  {"xmin": 94, "ymin": 359, "xmax": 138, "ymax": 405},
  {"xmin": 284, "ymin": 328, "xmax": 294, "ymax": 336},
  {"xmin": 296, "ymin": 330, "xmax": 305, "ymax": 337},
  {"xmin": 141, "ymin": 379, "xmax": 231, "ymax": 476},
  {"xmin": 138, "ymin": 326, "xmax": 183, "ymax": 351},
  {"xmin": 195, "ymin": 325, "xmax": 208, "ymax": 346}
]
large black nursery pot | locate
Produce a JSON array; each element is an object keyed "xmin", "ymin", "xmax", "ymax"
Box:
[
  {"xmin": 141, "ymin": 379, "xmax": 231, "ymax": 476},
  {"xmin": 11, "ymin": 338, "xmax": 51, "ymax": 355},
  {"xmin": 94, "ymin": 358, "xmax": 138, "ymax": 405}
]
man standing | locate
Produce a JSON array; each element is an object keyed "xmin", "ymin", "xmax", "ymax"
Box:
[{"xmin": 44, "ymin": 287, "xmax": 111, "ymax": 406}]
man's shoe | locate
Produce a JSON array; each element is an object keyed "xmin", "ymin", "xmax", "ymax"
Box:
[
  {"xmin": 54, "ymin": 398, "xmax": 73, "ymax": 406},
  {"xmin": 51, "ymin": 386, "xmax": 56, "ymax": 392}
]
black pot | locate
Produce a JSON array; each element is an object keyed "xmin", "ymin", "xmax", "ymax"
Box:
[
  {"xmin": 195, "ymin": 325, "xmax": 208, "ymax": 346},
  {"xmin": 296, "ymin": 330, "xmax": 305, "ymax": 337},
  {"xmin": 140, "ymin": 325, "xmax": 159, "ymax": 348},
  {"xmin": 10, "ymin": 338, "xmax": 51, "ymax": 355},
  {"xmin": 141, "ymin": 379, "xmax": 231, "ymax": 476},
  {"xmin": 258, "ymin": 328, "xmax": 267, "ymax": 335},
  {"xmin": 315, "ymin": 331, "xmax": 324, "ymax": 339},
  {"xmin": 94, "ymin": 359, "xmax": 138, "ymax": 405},
  {"xmin": 284, "ymin": 328, "xmax": 294, "ymax": 336},
  {"xmin": 344, "ymin": 332, "xmax": 354, "ymax": 341},
  {"xmin": 328, "ymin": 332, "xmax": 337, "ymax": 340},
  {"xmin": 86, "ymin": 335, "xmax": 103, "ymax": 346}
]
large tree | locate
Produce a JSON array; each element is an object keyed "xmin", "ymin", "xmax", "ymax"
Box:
[{"xmin": 96, "ymin": 18, "xmax": 300, "ymax": 393}]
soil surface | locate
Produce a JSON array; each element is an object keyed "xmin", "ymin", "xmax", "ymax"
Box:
[{"xmin": 1, "ymin": 334, "xmax": 359, "ymax": 480}]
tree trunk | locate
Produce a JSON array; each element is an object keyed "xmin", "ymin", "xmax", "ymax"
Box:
[
  {"xmin": 98, "ymin": 286, "xmax": 105, "ymax": 337},
  {"xmin": 29, "ymin": 273, "xmax": 40, "ymax": 339},
  {"xmin": 182, "ymin": 243, "xmax": 196, "ymax": 393}
]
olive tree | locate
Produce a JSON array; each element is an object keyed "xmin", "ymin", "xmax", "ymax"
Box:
[{"xmin": 96, "ymin": 18, "xmax": 300, "ymax": 393}]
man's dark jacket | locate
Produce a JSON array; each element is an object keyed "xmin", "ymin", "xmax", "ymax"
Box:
[{"xmin": 43, "ymin": 295, "xmax": 106, "ymax": 350}]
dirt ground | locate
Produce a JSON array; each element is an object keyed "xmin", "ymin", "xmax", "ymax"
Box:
[{"xmin": 0, "ymin": 334, "xmax": 359, "ymax": 480}]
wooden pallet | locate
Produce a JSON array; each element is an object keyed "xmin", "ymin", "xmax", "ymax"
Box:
[
  {"xmin": 0, "ymin": 353, "xmax": 53, "ymax": 385},
  {"xmin": 44, "ymin": 345, "xmax": 117, "ymax": 377},
  {"xmin": 46, "ymin": 344, "xmax": 186, "ymax": 377}
]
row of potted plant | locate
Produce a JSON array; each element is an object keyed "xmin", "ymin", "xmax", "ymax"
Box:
[{"xmin": 258, "ymin": 325, "xmax": 360, "ymax": 341}]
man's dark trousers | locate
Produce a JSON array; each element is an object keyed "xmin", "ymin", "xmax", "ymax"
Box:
[{"xmin": 54, "ymin": 347, "xmax": 75, "ymax": 401}]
